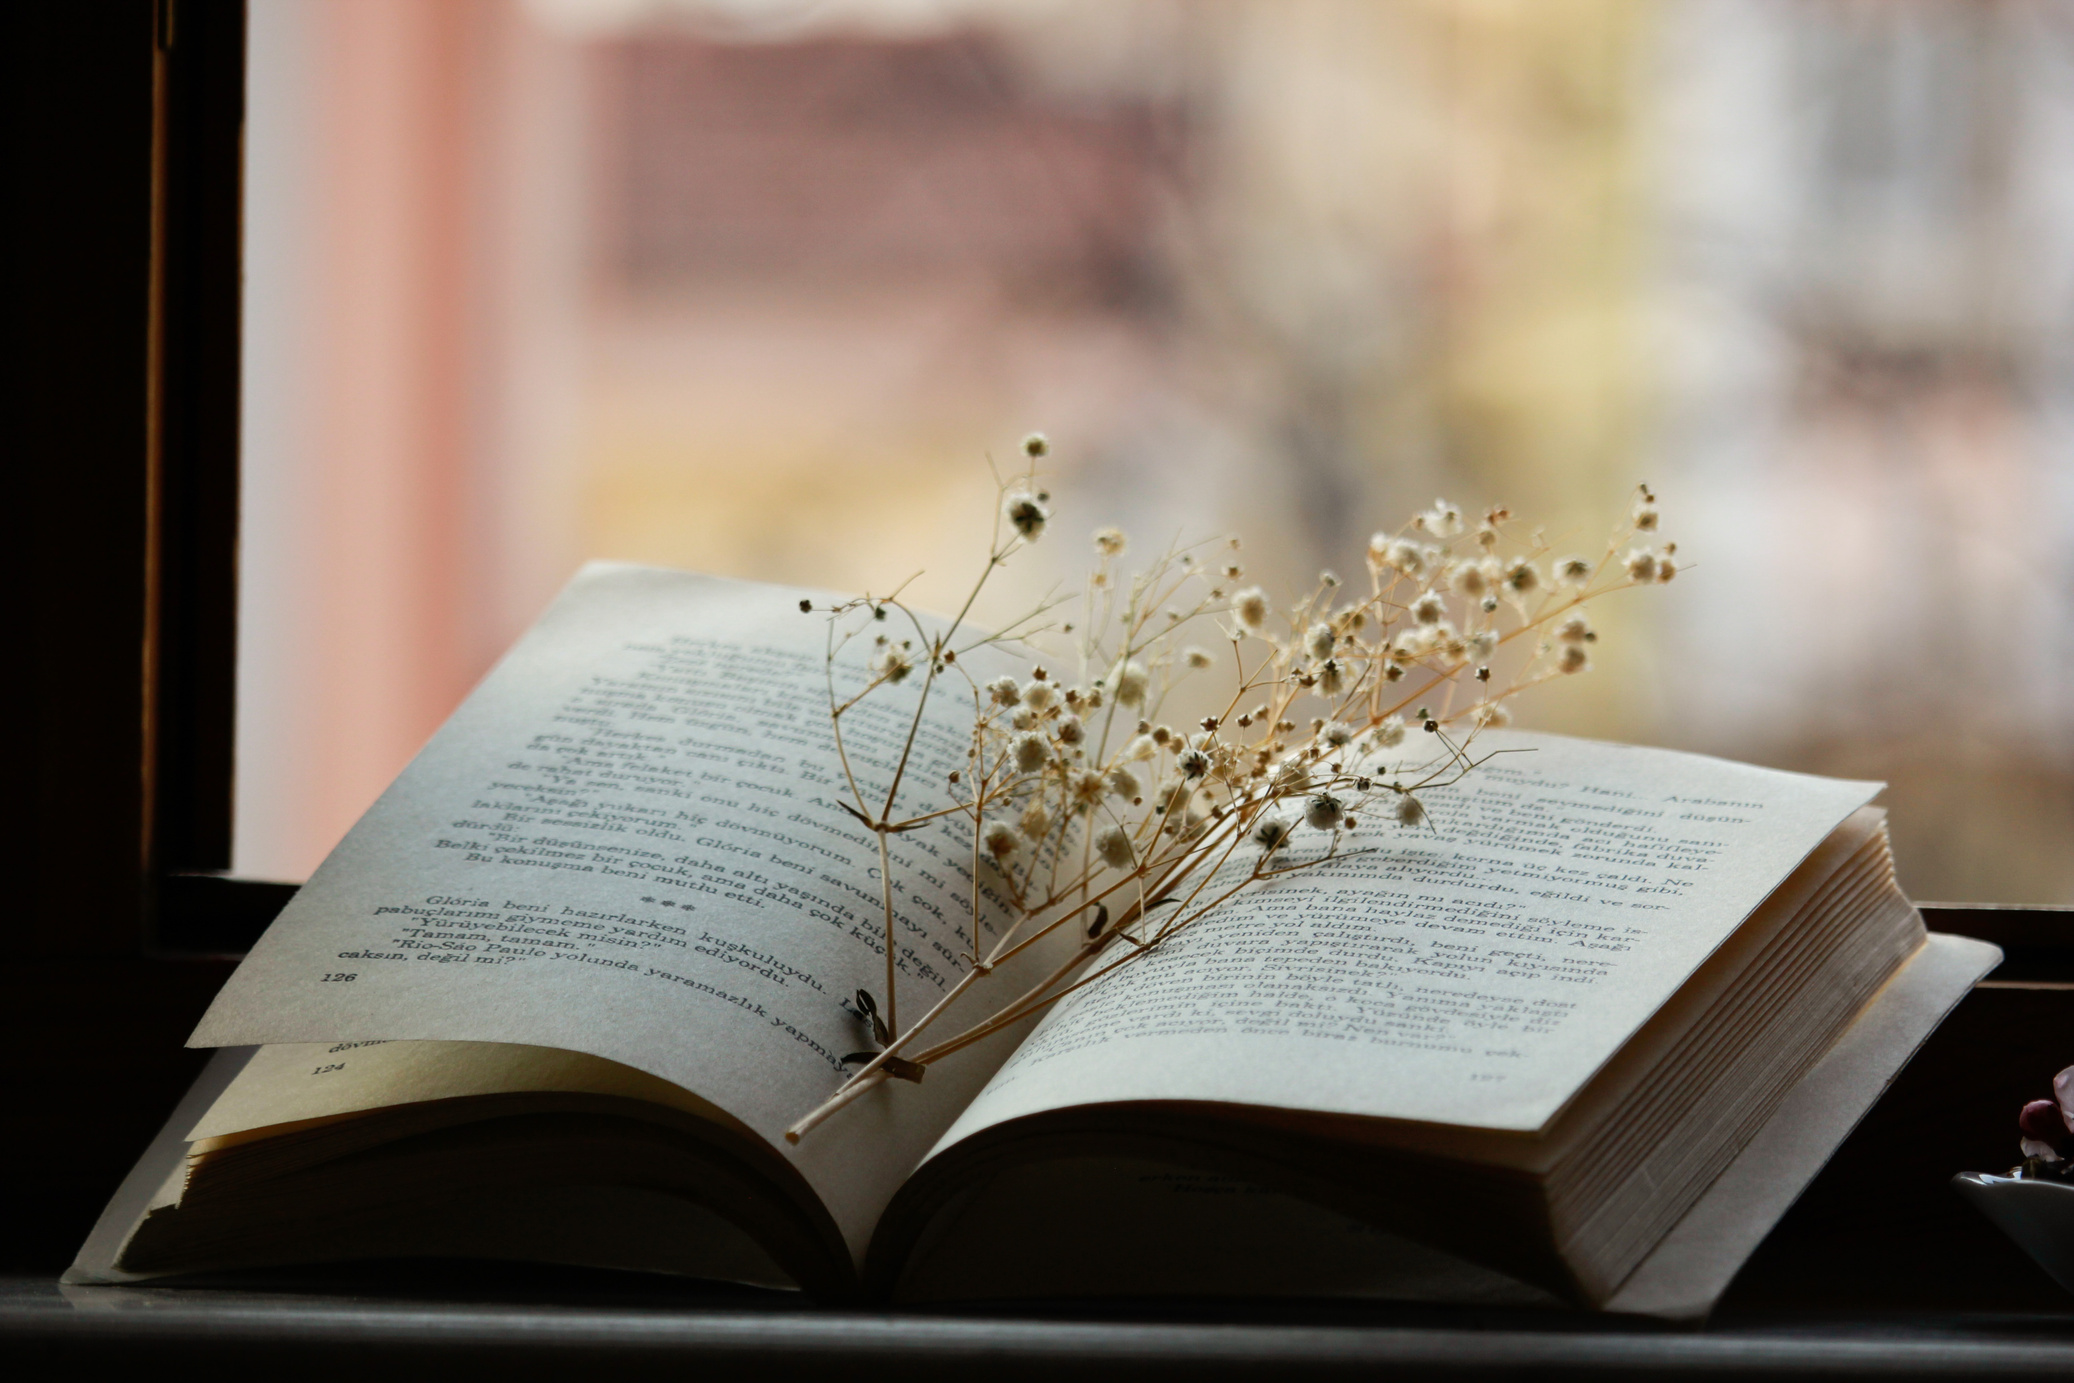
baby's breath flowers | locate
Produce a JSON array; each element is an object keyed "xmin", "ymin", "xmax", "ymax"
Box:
[
  {"xmin": 1112, "ymin": 660, "xmax": 1151, "ymax": 706},
  {"xmin": 1004, "ymin": 491, "xmax": 1050, "ymax": 540},
  {"xmin": 870, "ymin": 642, "xmax": 914, "ymax": 683},
  {"xmin": 783, "ymin": 451, "xmax": 1676, "ymax": 1144}
]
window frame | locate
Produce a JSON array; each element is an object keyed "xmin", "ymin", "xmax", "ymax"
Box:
[
  {"xmin": 7, "ymin": 0, "xmax": 272, "ymax": 1271},
  {"xmin": 14, "ymin": 0, "xmax": 285, "ymax": 965}
]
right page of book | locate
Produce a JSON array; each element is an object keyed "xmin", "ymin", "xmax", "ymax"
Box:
[{"xmin": 936, "ymin": 732, "xmax": 1880, "ymax": 1142}]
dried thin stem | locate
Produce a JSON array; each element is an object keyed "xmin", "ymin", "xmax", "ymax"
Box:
[{"xmin": 786, "ymin": 466, "xmax": 1675, "ymax": 1142}]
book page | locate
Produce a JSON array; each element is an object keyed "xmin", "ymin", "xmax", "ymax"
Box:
[
  {"xmin": 932, "ymin": 732, "xmax": 1880, "ymax": 1145},
  {"xmin": 183, "ymin": 1040, "xmax": 755, "ymax": 1145},
  {"xmin": 188, "ymin": 563, "xmax": 1068, "ymax": 1254}
]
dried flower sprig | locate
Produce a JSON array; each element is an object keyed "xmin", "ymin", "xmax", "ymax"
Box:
[{"xmin": 784, "ymin": 442, "xmax": 1675, "ymax": 1142}]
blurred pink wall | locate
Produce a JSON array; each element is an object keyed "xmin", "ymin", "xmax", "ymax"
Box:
[
  {"xmin": 312, "ymin": 0, "xmax": 483, "ymax": 805},
  {"xmin": 240, "ymin": 0, "xmax": 583, "ymax": 880}
]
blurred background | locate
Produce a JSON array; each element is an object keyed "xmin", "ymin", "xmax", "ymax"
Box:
[{"xmin": 236, "ymin": 0, "xmax": 2074, "ymax": 903}]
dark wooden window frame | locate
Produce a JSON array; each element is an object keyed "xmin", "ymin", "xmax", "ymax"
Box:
[
  {"xmin": 8, "ymin": 0, "xmax": 287, "ymax": 1272},
  {"xmin": 15, "ymin": 0, "xmax": 289, "ymax": 958}
]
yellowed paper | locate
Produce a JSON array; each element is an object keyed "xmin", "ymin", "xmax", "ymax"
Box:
[{"xmin": 185, "ymin": 1039, "xmax": 748, "ymax": 1142}]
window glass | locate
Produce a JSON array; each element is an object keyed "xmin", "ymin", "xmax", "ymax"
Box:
[{"xmin": 238, "ymin": 0, "xmax": 2074, "ymax": 902}]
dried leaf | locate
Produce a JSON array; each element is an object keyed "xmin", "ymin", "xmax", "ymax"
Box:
[{"xmin": 853, "ymin": 989, "xmax": 892, "ymax": 1046}]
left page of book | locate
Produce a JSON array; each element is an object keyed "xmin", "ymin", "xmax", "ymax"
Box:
[{"xmin": 187, "ymin": 562, "xmax": 1067, "ymax": 1256}]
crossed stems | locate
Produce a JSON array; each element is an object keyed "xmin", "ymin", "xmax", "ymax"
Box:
[{"xmin": 787, "ymin": 492, "xmax": 1657, "ymax": 1143}]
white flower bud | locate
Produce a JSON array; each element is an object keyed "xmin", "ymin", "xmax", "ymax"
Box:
[
  {"xmin": 1305, "ymin": 623, "xmax": 1335, "ymax": 662},
  {"xmin": 1019, "ymin": 800, "xmax": 1053, "ymax": 841},
  {"xmin": 1559, "ymin": 644, "xmax": 1590, "ymax": 674},
  {"xmin": 1253, "ymin": 816, "xmax": 1292, "ymax": 852},
  {"xmin": 1411, "ymin": 591, "xmax": 1446, "ymax": 625},
  {"xmin": 1070, "ymin": 769, "xmax": 1106, "ymax": 811},
  {"xmin": 1093, "ymin": 526, "xmax": 1126, "ymax": 557},
  {"xmin": 1555, "ymin": 555, "xmax": 1592, "ymax": 586},
  {"xmin": 1317, "ymin": 659, "xmax": 1345, "ymax": 696},
  {"xmin": 1232, "ymin": 587, "xmax": 1270, "ymax": 631},
  {"xmin": 1184, "ymin": 646, "xmax": 1214, "ymax": 670},
  {"xmin": 1375, "ymin": 536, "xmax": 1427, "ymax": 578},
  {"xmin": 1113, "ymin": 660, "xmax": 1151, "ymax": 706},
  {"xmin": 1305, "ymin": 794, "xmax": 1345, "ymax": 831},
  {"xmin": 1095, "ymin": 825, "xmax": 1136, "ymax": 871},
  {"xmin": 1004, "ymin": 491, "xmax": 1049, "ymax": 540},
  {"xmin": 1014, "ymin": 733, "xmax": 1051, "ymax": 773},
  {"xmin": 1417, "ymin": 499, "xmax": 1464, "ymax": 538},
  {"xmin": 988, "ymin": 675, "xmax": 1022, "ymax": 707},
  {"xmin": 1373, "ymin": 716, "xmax": 1407, "ymax": 748},
  {"xmin": 871, "ymin": 646, "xmax": 914, "ymax": 683},
  {"xmin": 1056, "ymin": 714, "xmax": 1084, "ymax": 745},
  {"xmin": 1107, "ymin": 764, "xmax": 1142, "ymax": 800},
  {"xmin": 1623, "ymin": 548, "xmax": 1658, "ymax": 582},
  {"xmin": 1022, "ymin": 680, "xmax": 1058, "ymax": 712},
  {"xmin": 983, "ymin": 821, "xmax": 1019, "ymax": 860},
  {"xmin": 1394, "ymin": 794, "xmax": 1426, "ymax": 827}
]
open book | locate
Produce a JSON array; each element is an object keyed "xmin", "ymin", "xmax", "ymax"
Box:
[{"xmin": 69, "ymin": 565, "xmax": 1997, "ymax": 1315}]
